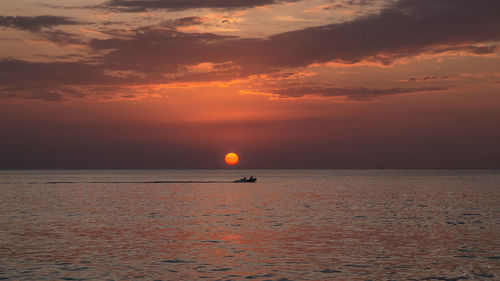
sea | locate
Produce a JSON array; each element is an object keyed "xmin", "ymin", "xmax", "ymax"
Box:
[{"xmin": 0, "ymin": 169, "xmax": 499, "ymax": 280}]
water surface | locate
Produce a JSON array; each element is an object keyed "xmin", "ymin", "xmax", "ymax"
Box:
[{"xmin": 0, "ymin": 170, "xmax": 499, "ymax": 280}]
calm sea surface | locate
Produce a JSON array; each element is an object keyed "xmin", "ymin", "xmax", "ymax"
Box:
[{"xmin": 0, "ymin": 169, "xmax": 499, "ymax": 280}]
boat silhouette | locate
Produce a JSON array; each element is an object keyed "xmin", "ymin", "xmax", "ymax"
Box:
[{"xmin": 233, "ymin": 177, "xmax": 257, "ymax": 183}]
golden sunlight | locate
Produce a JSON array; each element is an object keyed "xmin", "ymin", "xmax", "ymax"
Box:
[{"xmin": 225, "ymin": 152, "xmax": 239, "ymax": 165}]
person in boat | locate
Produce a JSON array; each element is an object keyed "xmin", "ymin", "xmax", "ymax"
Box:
[{"xmin": 234, "ymin": 176, "xmax": 256, "ymax": 182}]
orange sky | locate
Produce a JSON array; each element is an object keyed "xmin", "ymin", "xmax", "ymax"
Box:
[{"xmin": 1, "ymin": 0, "xmax": 499, "ymax": 168}]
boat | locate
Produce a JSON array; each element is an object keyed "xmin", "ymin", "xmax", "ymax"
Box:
[{"xmin": 233, "ymin": 177, "xmax": 257, "ymax": 183}]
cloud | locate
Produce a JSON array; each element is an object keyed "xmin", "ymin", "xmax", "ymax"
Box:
[
  {"xmin": 429, "ymin": 45, "xmax": 498, "ymax": 55},
  {"xmin": 0, "ymin": 86, "xmax": 84, "ymax": 102},
  {"xmin": 36, "ymin": 30, "xmax": 87, "ymax": 46},
  {"xmin": 0, "ymin": 15, "xmax": 79, "ymax": 31},
  {"xmin": 159, "ymin": 16, "xmax": 210, "ymax": 30},
  {"xmin": 399, "ymin": 76, "xmax": 451, "ymax": 83},
  {"xmin": 105, "ymin": 0, "xmax": 299, "ymax": 12},
  {"xmin": 0, "ymin": 59, "xmax": 107, "ymax": 86},
  {"xmin": 303, "ymin": 0, "xmax": 381, "ymax": 13},
  {"xmin": 264, "ymin": 86, "xmax": 446, "ymax": 100},
  {"xmin": 167, "ymin": 16, "xmax": 204, "ymax": 27},
  {"xmin": 257, "ymin": 0, "xmax": 500, "ymax": 67},
  {"xmin": 2, "ymin": 0, "xmax": 500, "ymax": 101},
  {"xmin": 89, "ymin": 0, "xmax": 500, "ymax": 75},
  {"xmin": 88, "ymin": 28, "xmax": 235, "ymax": 73}
]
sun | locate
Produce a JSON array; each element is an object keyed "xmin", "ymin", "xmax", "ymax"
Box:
[{"xmin": 225, "ymin": 153, "xmax": 239, "ymax": 165}]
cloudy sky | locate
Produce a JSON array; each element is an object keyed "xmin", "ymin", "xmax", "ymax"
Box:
[{"xmin": 1, "ymin": 0, "xmax": 499, "ymax": 168}]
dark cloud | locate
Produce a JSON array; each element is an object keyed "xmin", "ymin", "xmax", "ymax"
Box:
[
  {"xmin": 36, "ymin": 54, "xmax": 85, "ymax": 60},
  {"xmin": 0, "ymin": 59, "xmax": 149, "ymax": 102},
  {"xmin": 0, "ymin": 15, "xmax": 79, "ymax": 31},
  {"xmin": 403, "ymin": 76, "xmax": 451, "ymax": 83},
  {"xmin": 318, "ymin": 0, "xmax": 383, "ymax": 10},
  {"xmin": 2, "ymin": 0, "xmax": 499, "ymax": 101},
  {"xmin": 0, "ymin": 85, "xmax": 86, "ymax": 102},
  {"xmin": 1, "ymin": 89, "xmax": 62, "ymax": 102},
  {"xmin": 89, "ymin": 28, "xmax": 237, "ymax": 74},
  {"xmin": 171, "ymin": 17, "xmax": 203, "ymax": 26},
  {"xmin": 105, "ymin": 0, "xmax": 299, "ymax": 12},
  {"xmin": 26, "ymin": 91, "xmax": 64, "ymax": 102},
  {"xmin": 0, "ymin": 59, "xmax": 107, "ymax": 86},
  {"xmin": 268, "ymin": 86, "xmax": 446, "ymax": 100},
  {"xmin": 430, "ymin": 45, "xmax": 498, "ymax": 55},
  {"xmin": 256, "ymin": 0, "xmax": 500, "ymax": 67},
  {"xmin": 169, "ymin": 16, "xmax": 204, "ymax": 27},
  {"xmin": 90, "ymin": 0, "xmax": 500, "ymax": 74},
  {"xmin": 160, "ymin": 16, "xmax": 205, "ymax": 29},
  {"xmin": 38, "ymin": 30, "xmax": 86, "ymax": 46}
]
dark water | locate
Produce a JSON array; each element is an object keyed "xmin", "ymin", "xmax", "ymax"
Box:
[{"xmin": 0, "ymin": 170, "xmax": 499, "ymax": 280}]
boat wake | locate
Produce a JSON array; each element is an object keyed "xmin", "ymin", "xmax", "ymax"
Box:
[{"xmin": 2, "ymin": 180, "xmax": 232, "ymax": 185}]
